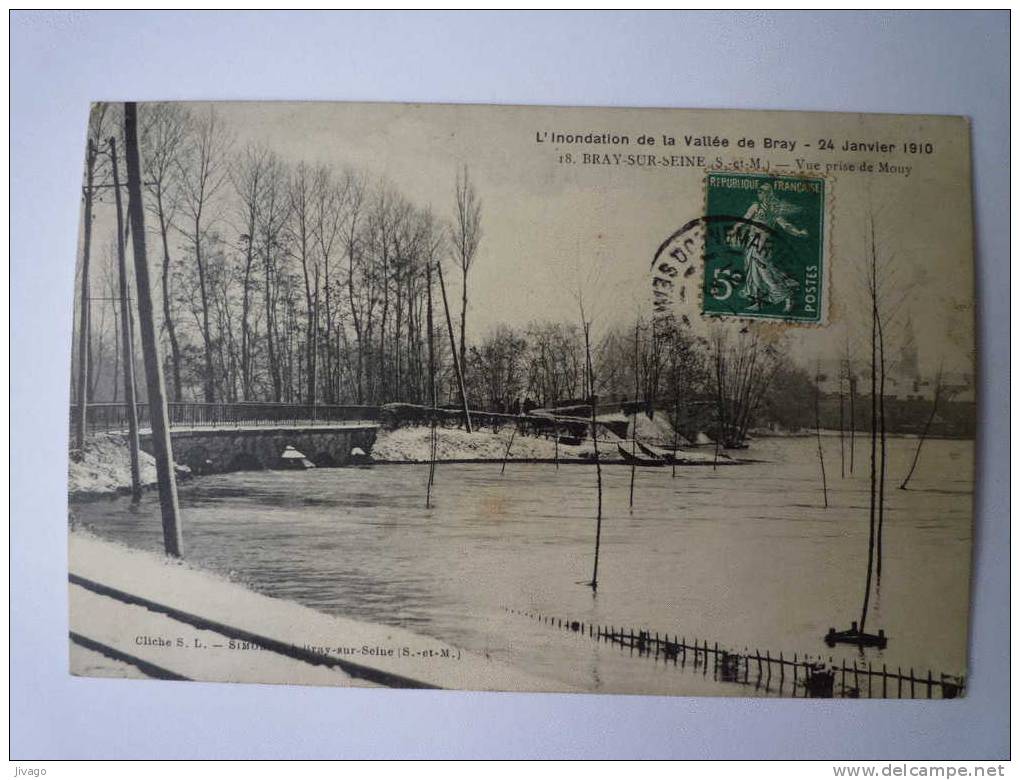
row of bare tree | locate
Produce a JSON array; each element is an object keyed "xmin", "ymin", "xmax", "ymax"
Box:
[
  {"xmin": 73, "ymin": 102, "xmax": 483, "ymax": 410},
  {"xmin": 74, "ymin": 103, "xmax": 797, "ymax": 444}
]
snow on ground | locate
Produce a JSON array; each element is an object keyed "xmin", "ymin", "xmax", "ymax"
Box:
[
  {"xmin": 370, "ymin": 425, "xmax": 733, "ymax": 464},
  {"xmin": 626, "ymin": 412, "xmax": 691, "ymax": 446},
  {"xmin": 68, "ymin": 433, "xmax": 189, "ymax": 498},
  {"xmin": 69, "ymin": 531, "xmax": 567, "ymax": 691},
  {"xmin": 371, "ymin": 425, "xmax": 610, "ymax": 462}
]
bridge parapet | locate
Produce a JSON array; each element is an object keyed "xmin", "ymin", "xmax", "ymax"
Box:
[
  {"xmin": 74, "ymin": 402, "xmax": 380, "ymax": 436},
  {"xmin": 138, "ymin": 423, "xmax": 379, "ymax": 475}
]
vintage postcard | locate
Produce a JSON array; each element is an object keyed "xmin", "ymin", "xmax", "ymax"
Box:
[{"xmin": 68, "ymin": 102, "xmax": 975, "ymax": 698}]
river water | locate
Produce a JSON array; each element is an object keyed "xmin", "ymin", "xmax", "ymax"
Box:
[{"xmin": 71, "ymin": 435, "xmax": 973, "ymax": 697}]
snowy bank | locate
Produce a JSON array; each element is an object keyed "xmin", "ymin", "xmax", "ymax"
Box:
[
  {"xmin": 372, "ymin": 425, "xmax": 603, "ymax": 462},
  {"xmin": 371, "ymin": 425, "xmax": 733, "ymax": 465},
  {"xmin": 69, "ymin": 433, "xmax": 190, "ymax": 500},
  {"xmin": 69, "ymin": 531, "xmax": 567, "ymax": 691}
]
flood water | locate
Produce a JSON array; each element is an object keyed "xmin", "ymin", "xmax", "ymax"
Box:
[{"xmin": 71, "ymin": 435, "xmax": 974, "ymax": 696}]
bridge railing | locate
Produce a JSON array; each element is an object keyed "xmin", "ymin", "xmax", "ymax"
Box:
[{"xmin": 72, "ymin": 402, "xmax": 380, "ymax": 435}]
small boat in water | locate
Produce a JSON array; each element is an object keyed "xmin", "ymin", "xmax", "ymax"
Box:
[
  {"xmin": 635, "ymin": 439, "xmax": 679, "ymax": 463},
  {"xmin": 825, "ymin": 623, "xmax": 888, "ymax": 650},
  {"xmin": 617, "ymin": 443, "xmax": 665, "ymax": 467}
]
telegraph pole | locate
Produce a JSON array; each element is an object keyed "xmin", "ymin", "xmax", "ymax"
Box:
[
  {"xmin": 74, "ymin": 140, "xmax": 97, "ymax": 452},
  {"xmin": 124, "ymin": 102, "xmax": 183, "ymax": 557},
  {"xmin": 109, "ymin": 136, "xmax": 143, "ymax": 502},
  {"xmin": 436, "ymin": 261, "xmax": 472, "ymax": 433}
]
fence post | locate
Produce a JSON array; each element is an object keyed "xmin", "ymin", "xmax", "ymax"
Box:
[
  {"xmin": 927, "ymin": 670, "xmax": 933, "ymax": 699},
  {"xmin": 910, "ymin": 667, "xmax": 916, "ymax": 698},
  {"xmin": 882, "ymin": 664, "xmax": 888, "ymax": 698}
]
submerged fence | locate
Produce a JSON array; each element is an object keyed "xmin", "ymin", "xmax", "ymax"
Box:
[{"xmin": 507, "ymin": 608, "xmax": 965, "ymax": 699}]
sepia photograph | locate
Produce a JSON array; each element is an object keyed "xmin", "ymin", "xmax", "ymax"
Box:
[{"xmin": 65, "ymin": 101, "xmax": 976, "ymax": 699}]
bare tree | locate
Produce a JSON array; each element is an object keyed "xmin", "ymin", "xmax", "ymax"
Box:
[
  {"xmin": 141, "ymin": 102, "xmax": 189, "ymax": 400},
  {"xmin": 230, "ymin": 144, "xmax": 270, "ymax": 401},
  {"xmin": 710, "ymin": 326, "xmax": 782, "ymax": 449},
  {"xmin": 311, "ymin": 166, "xmax": 348, "ymax": 404},
  {"xmin": 256, "ymin": 153, "xmax": 290, "ymax": 402},
  {"xmin": 177, "ymin": 106, "xmax": 231, "ymax": 402},
  {"xmin": 341, "ymin": 170, "xmax": 368, "ymax": 403},
  {"xmin": 451, "ymin": 165, "xmax": 482, "ymax": 389},
  {"xmin": 288, "ymin": 162, "xmax": 319, "ymax": 405}
]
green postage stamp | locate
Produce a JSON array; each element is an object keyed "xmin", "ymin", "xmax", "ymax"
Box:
[{"xmin": 702, "ymin": 172, "xmax": 826, "ymax": 323}]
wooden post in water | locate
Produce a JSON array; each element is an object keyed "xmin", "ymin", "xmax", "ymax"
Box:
[
  {"xmin": 123, "ymin": 102, "xmax": 183, "ymax": 558},
  {"xmin": 500, "ymin": 424, "xmax": 517, "ymax": 474},
  {"xmin": 424, "ymin": 249, "xmax": 438, "ymax": 507},
  {"xmin": 436, "ymin": 262, "xmax": 472, "ymax": 433},
  {"xmin": 628, "ymin": 321, "xmax": 639, "ymax": 510},
  {"xmin": 814, "ymin": 363, "xmax": 829, "ymax": 508},
  {"xmin": 108, "ymin": 136, "xmax": 142, "ymax": 502},
  {"xmin": 582, "ymin": 317, "xmax": 603, "ymax": 592}
]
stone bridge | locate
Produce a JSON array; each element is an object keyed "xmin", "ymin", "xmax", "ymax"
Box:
[{"xmin": 139, "ymin": 424, "xmax": 379, "ymax": 475}]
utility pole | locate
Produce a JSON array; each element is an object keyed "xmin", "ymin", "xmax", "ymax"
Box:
[
  {"xmin": 74, "ymin": 140, "xmax": 98, "ymax": 452},
  {"xmin": 109, "ymin": 137, "xmax": 143, "ymax": 502},
  {"xmin": 436, "ymin": 261, "xmax": 472, "ymax": 433},
  {"xmin": 124, "ymin": 102, "xmax": 183, "ymax": 557}
]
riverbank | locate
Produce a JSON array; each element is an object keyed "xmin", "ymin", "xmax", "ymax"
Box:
[
  {"xmin": 371, "ymin": 425, "xmax": 731, "ymax": 465},
  {"xmin": 69, "ymin": 433, "xmax": 191, "ymax": 501},
  {"xmin": 69, "ymin": 424, "xmax": 735, "ymax": 501},
  {"xmin": 69, "ymin": 530, "xmax": 569, "ymax": 691}
]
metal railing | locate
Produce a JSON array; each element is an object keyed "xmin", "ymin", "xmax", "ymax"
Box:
[{"xmin": 72, "ymin": 402, "xmax": 381, "ymax": 435}]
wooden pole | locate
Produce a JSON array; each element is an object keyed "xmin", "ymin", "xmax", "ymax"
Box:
[
  {"xmin": 124, "ymin": 102, "xmax": 183, "ymax": 557},
  {"xmin": 900, "ymin": 377, "xmax": 941, "ymax": 489},
  {"xmin": 425, "ymin": 254, "xmax": 437, "ymax": 507},
  {"xmin": 436, "ymin": 262, "xmax": 472, "ymax": 433},
  {"xmin": 74, "ymin": 140, "xmax": 97, "ymax": 451},
  {"xmin": 583, "ymin": 319, "xmax": 603, "ymax": 592},
  {"xmin": 814, "ymin": 367, "xmax": 829, "ymax": 508},
  {"xmin": 500, "ymin": 423, "xmax": 517, "ymax": 474},
  {"xmin": 629, "ymin": 321, "xmax": 639, "ymax": 509},
  {"xmin": 109, "ymin": 137, "xmax": 142, "ymax": 502}
]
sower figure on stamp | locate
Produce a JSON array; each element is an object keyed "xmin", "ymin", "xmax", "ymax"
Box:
[{"xmin": 727, "ymin": 182, "xmax": 807, "ymax": 312}]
